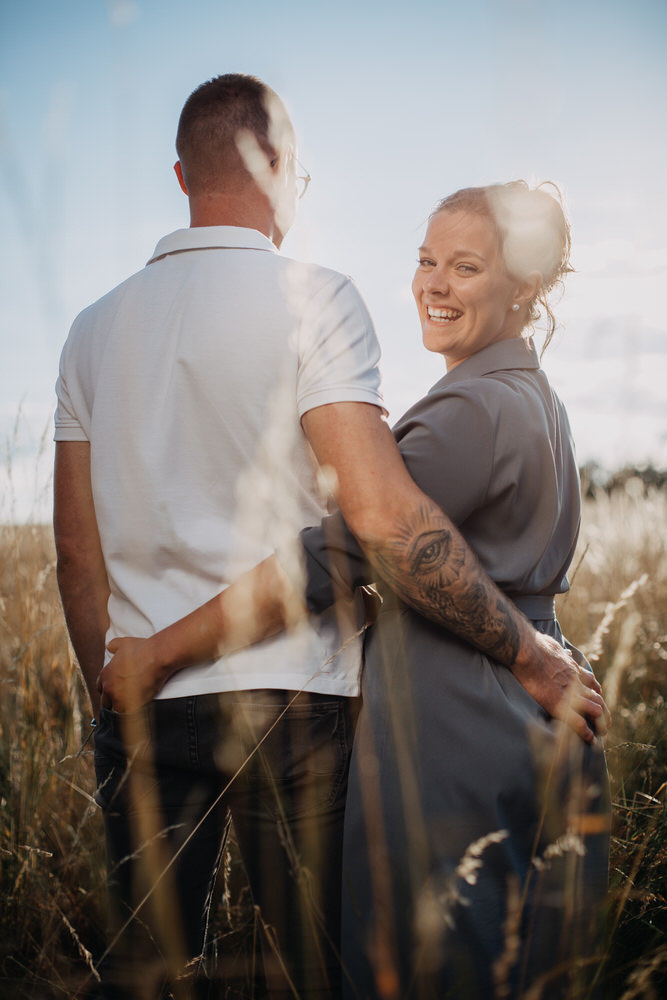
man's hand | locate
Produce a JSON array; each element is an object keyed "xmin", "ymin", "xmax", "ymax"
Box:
[
  {"xmin": 511, "ymin": 632, "xmax": 610, "ymax": 744},
  {"xmin": 97, "ymin": 637, "xmax": 164, "ymax": 714}
]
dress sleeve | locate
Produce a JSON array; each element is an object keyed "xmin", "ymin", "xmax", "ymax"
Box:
[
  {"xmin": 394, "ymin": 384, "xmax": 494, "ymax": 526},
  {"xmin": 300, "ymin": 511, "xmax": 371, "ymax": 614}
]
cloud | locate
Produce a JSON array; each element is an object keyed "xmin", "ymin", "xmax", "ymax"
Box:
[
  {"xmin": 572, "ymin": 240, "xmax": 667, "ymax": 278},
  {"xmin": 560, "ymin": 259, "xmax": 664, "ymax": 330}
]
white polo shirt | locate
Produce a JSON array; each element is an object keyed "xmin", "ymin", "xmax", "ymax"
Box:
[{"xmin": 55, "ymin": 227, "xmax": 384, "ymax": 698}]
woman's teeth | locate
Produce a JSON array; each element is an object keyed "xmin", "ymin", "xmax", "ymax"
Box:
[{"xmin": 427, "ymin": 307, "xmax": 462, "ymax": 323}]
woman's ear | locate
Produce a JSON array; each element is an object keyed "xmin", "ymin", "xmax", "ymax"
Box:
[{"xmin": 514, "ymin": 270, "xmax": 543, "ymax": 307}]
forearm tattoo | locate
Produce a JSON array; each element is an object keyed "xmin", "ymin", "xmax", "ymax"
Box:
[{"xmin": 369, "ymin": 504, "xmax": 521, "ymax": 665}]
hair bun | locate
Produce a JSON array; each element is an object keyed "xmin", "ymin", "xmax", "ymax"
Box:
[{"xmin": 488, "ymin": 183, "xmax": 570, "ymax": 291}]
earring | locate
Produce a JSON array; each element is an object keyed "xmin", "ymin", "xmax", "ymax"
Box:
[{"xmin": 511, "ymin": 303, "xmax": 520, "ymax": 312}]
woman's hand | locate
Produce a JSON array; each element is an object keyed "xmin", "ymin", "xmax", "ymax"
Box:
[
  {"xmin": 94, "ymin": 555, "xmax": 303, "ymax": 715},
  {"xmin": 97, "ymin": 636, "xmax": 164, "ymax": 713}
]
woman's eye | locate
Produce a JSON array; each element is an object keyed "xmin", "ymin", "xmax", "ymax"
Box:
[
  {"xmin": 457, "ymin": 263, "xmax": 478, "ymax": 274},
  {"xmin": 418, "ymin": 258, "xmax": 435, "ymax": 268}
]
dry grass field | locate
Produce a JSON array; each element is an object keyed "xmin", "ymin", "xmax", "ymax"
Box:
[{"xmin": 0, "ymin": 476, "xmax": 665, "ymax": 999}]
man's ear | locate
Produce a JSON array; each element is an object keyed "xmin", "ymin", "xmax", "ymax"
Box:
[{"xmin": 174, "ymin": 161, "xmax": 188, "ymax": 195}]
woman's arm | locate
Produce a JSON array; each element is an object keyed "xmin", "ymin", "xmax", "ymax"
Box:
[{"xmin": 97, "ymin": 554, "xmax": 304, "ymax": 713}]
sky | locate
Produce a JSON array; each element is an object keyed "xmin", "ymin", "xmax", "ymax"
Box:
[{"xmin": 1, "ymin": 0, "xmax": 666, "ymax": 521}]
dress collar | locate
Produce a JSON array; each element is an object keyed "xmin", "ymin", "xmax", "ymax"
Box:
[
  {"xmin": 430, "ymin": 338, "xmax": 540, "ymax": 393},
  {"xmin": 147, "ymin": 226, "xmax": 278, "ymax": 265}
]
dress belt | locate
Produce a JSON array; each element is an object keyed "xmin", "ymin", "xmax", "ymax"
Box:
[{"xmin": 508, "ymin": 594, "xmax": 556, "ymax": 620}]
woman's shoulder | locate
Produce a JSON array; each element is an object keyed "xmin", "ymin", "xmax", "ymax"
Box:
[
  {"xmin": 394, "ymin": 363, "xmax": 567, "ymax": 463},
  {"xmin": 397, "ymin": 365, "xmax": 530, "ymax": 426},
  {"xmin": 393, "ymin": 376, "xmax": 493, "ymax": 437}
]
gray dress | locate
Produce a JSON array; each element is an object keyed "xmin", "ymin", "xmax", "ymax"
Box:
[{"xmin": 301, "ymin": 338, "xmax": 609, "ymax": 1000}]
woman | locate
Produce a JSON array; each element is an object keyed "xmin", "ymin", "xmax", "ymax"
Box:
[
  {"xmin": 304, "ymin": 183, "xmax": 610, "ymax": 999},
  {"xmin": 103, "ymin": 182, "xmax": 609, "ymax": 998}
]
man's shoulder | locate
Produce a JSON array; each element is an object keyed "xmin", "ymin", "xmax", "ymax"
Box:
[
  {"xmin": 277, "ymin": 256, "xmax": 369, "ymax": 319},
  {"xmin": 69, "ymin": 250, "xmax": 161, "ymax": 333},
  {"xmin": 280, "ymin": 253, "xmax": 354, "ymax": 284}
]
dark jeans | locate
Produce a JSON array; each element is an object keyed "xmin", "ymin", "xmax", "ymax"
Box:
[{"xmin": 94, "ymin": 690, "xmax": 357, "ymax": 1000}]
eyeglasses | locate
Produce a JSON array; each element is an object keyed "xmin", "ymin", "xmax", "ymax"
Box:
[
  {"xmin": 293, "ymin": 156, "xmax": 311, "ymax": 200},
  {"xmin": 270, "ymin": 152, "xmax": 311, "ymax": 200}
]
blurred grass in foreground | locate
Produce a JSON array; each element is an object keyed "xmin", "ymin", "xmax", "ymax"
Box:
[{"xmin": 0, "ymin": 473, "xmax": 665, "ymax": 998}]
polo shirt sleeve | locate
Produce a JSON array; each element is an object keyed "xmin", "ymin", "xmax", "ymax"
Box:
[
  {"xmin": 295, "ymin": 274, "xmax": 385, "ymax": 418},
  {"xmin": 53, "ymin": 319, "xmax": 91, "ymax": 442}
]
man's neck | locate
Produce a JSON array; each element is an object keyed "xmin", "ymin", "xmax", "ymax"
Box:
[{"xmin": 187, "ymin": 193, "xmax": 281, "ymax": 247}]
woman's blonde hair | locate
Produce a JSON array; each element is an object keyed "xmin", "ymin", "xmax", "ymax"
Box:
[{"xmin": 432, "ymin": 181, "xmax": 573, "ymax": 351}]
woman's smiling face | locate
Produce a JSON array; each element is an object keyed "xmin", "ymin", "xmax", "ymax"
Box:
[{"xmin": 412, "ymin": 209, "xmax": 522, "ymax": 370}]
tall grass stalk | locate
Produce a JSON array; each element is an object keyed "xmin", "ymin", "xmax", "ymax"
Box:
[
  {"xmin": 558, "ymin": 483, "xmax": 667, "ymax": 998},
  {"xmin": 1, "ymin": 477, "xmax": 665, "ymax": 997},
  {"xmin": 0, "ymin": 522, "xmax": 105, "ymax": 998}
]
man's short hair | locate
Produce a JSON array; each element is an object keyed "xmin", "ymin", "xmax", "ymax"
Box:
[{"xmin": 176, "ymin": 73, "xmax": 290, "ymax": 195}]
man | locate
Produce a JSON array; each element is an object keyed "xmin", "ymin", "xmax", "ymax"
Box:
[{"xmin": 54, "ymin": 74, "xmax": 605, "ymax": 1000}]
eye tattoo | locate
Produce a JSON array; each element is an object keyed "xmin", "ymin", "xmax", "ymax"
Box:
[{"xmin": 410, "ymin": 530, "xmax": 452, "ymax": 576}]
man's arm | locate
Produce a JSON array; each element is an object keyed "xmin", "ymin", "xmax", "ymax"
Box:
[
  {"xmin": 302, "ymin": 402, "xmax": 523, "ymax": 659},
  {"xmin": 301, "ymin": 402, "xmax": 607, "ymax": 741},
  {"xmin": 54, "ymin": 441, "xmax": 110, "ymax": 718}
]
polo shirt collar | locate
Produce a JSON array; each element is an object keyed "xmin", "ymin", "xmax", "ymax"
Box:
[
  {"xmin": 430, "ymin": 337, "xmax": 540, "ymax": 393},
  {"xmin": 147, "ymin": 226, "xmax": 278, "ymax": 265}
]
